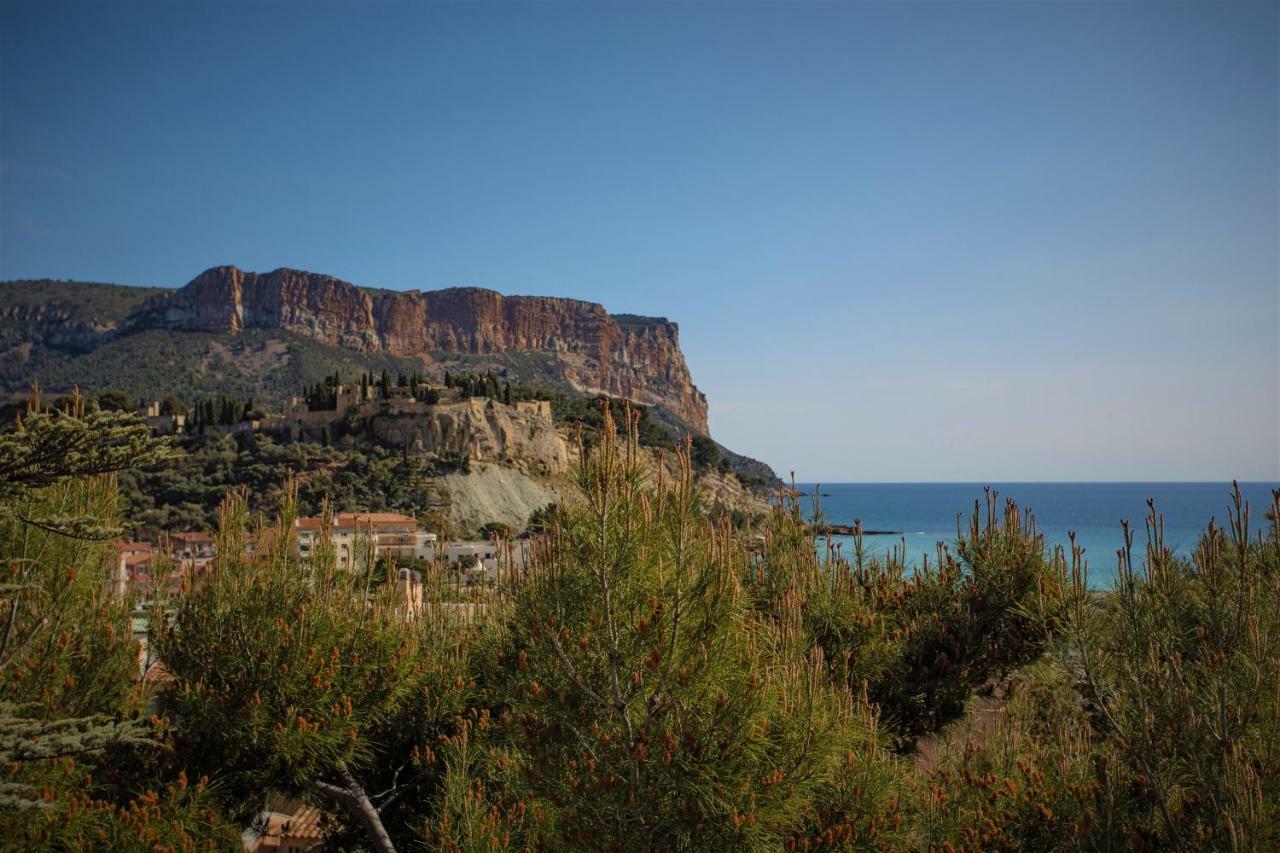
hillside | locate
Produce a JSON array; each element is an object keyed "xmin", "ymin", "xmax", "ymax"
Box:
[
  {"xmin": 115, "ymin": 394, "xmax": 771, "ymax": 540},
  {"xmin": 1, "ymin": 268, "xmax": 779, "ymax": 486},
  {"xmin": 1, "ymin": 266, "xmax": 708, "ymax": 430}
]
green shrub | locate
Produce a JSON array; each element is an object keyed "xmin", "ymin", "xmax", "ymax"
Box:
[
  {"xmin": 920, "ymin": 486, "xmax": 1280, "ymax": 851},
  {"xmin": 753, "ymin": 487, "xmax": 1067, "ymax": 752},
  {"xmin": 1060, "ymin": 486, "xmax": 1280, "ymax": 848},
  {"xmin": 462, "ymin": 412, "xmax": 904, "ymax": 850}
]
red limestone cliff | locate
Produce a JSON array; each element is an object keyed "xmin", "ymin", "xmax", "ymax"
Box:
[{"xmin": 139, "ymin": 266, "xmax": 709, "ymax": 432}]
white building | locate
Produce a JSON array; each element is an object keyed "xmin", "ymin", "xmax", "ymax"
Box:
[{"xmin": 446, "ymin": 539, "xmax": 530, "ymax": 584}]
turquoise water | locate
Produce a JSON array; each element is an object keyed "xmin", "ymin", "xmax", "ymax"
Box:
[{"xmin": 795, "ymin": 482, "xmax": 1279, "ymax": 588}]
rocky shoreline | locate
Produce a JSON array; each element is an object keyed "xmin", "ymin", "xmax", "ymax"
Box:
[{"xmin": 809, "ymin": 524, "xmax": 901, "ymax": 536}]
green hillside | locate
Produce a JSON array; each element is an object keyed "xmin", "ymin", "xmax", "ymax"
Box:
[
  {"xmin": 0, "ymin": 279, "xmax": 165, "ymax": 321},
  {"xmin": 3, "ymin": 328, "xmax": 426, "ymax": 404}
]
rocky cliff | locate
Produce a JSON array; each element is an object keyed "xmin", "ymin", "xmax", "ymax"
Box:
[
  {"xmin": 134, "ymin": 266, "xmax": 709, "ymax": 432},
  {"xmin": 367, "ymin": 398, "xmax": 573, "ymax": 477},
  {"xmin": 356, "ymin": 398, "xmax": 768, "ymax": 534}
]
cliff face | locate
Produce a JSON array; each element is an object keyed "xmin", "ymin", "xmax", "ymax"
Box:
[
  {"xmin": 367, "ymin": 398, "xmax": 574, "ymax": 476},
  {"xmin": 361, "ymin": 398, "xmax": 766, "ymax": 534},
  {"xmin": 147, "ymin": 266, "xmax": 382, "ymax": 351},
  {"xmin": 139, "ymin": 267, "xmax": 709, "ymax": 432}
]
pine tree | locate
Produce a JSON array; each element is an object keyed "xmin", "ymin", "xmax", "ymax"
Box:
[
  {"xmin": 0, "ymin": 389, "xmax": 236, "ymax": 846},
  {"xmin": 0, "ymin": 387, "xmax": 167, "ymax": 535},
  {"xmin": 1057, "ymin": 488, "xmax": 1280, "ymax": 847},
  {"xmin": 154, "ymin": 488, "xmax": 471, "ymax": 852},
  {"xmin": 467, "ymin": 405, "xmax": 898, "ymax": 849}
]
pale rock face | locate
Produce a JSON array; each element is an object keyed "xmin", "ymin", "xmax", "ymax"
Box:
[
  {"xmin": 140, "ymin": 266, "xmax": 710, "ymax": 432},
  {"xmin": 367, "ymin": 398, "xmax": 574, "ymax": 476}
]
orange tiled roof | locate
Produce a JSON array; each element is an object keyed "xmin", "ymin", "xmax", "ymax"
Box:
[
  {"xmin": 143, "ymin": 660, "xmax": 173, "ymax": 685},
  {"xmin": 170, "ymin": 531, "xmax": 214, "ymax": 543},
  {"xmin": 247, "ymin": 805, "xmax": 326, "ymax": 850},
  {"xmin": 339, "ymin": 512, "xmax": 415, "ymax": 525},
  {"xmin": 295, "ymin": 513, "xmax": 416, "ymax": 530},
  {"xmin": 277, "ymin": 805, "xmax": 324, "ymax": 839}
]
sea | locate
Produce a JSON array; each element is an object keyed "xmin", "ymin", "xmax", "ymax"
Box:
[{"xmin": 795, "ymin": 482, "xmax": 1279, "ymax": 589}]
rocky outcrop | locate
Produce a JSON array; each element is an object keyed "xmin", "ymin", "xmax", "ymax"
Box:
[
  {"xmin": 442, "ymin": 464, "xmax": 562, "ymax": 536},
  {"xmin": 367, "ymin": 398, "xmax": 573, "ymax": 476},
  {"xmin": 137, "ymin": 266, "xmax": 709, "ymax": 432},
  {"xmin": 363, "ymin": 398, "xmax": 767, "ymax": 535},
  {"xmin": 0, "ymin": 304, "xmax": 121, "ymax": 351},
  {"xmin": 140, "ymin": 266, "xmax": 382, "ymax": 350}
]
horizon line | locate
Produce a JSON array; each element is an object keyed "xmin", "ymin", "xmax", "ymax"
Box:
[{"xmin": 789, "ymin": 480, "xmax": 1280, "ymax": 486}]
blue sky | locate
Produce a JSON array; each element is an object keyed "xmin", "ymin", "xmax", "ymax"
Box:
[{"xmin": 2, "ymin": 1, "xmax": 1276, "ymax": 481}]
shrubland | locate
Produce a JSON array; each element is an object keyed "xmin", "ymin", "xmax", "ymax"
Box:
[
  {"xmin": 116, "ymin": 432, "xmax": 452, "ymax": 540},
  {"xmin": 1, "ymin": 399, "xmax": 1276, "ymax": 850}
]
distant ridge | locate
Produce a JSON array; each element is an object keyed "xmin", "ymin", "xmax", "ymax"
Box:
[{"xmin": 1, "ymin": 265, "xmax": 709, "ymax": 433}]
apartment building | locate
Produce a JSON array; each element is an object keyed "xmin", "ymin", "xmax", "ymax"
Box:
[
  {"xmin": 169, "ymin": 531, "xmax": 216, "ymax": 577},
  {"xmin": 294, "ymin": 512, "xmax": 437, "ymax": 570}
]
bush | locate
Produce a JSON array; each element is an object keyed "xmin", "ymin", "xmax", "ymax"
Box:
[
  {"xmin": 753, "ymin": 487, "xmax": 1067, "ymax": 752},
  {"xmin": 153, "ymin": 486, "xmax": 481, "ymax": 849},
  {"xmin": 480, "ymin": 521, "xmax": 514, "ymax": 540},
  {"xmin": 1059, "ymin": 487, "xmax": 1280, "ymax": 848},
  {"xmin": 460, "ymin": 416, "xmax": 904, "ymax": 850},
  {"xmin": 0, "ymin": 394, "xmax": 237, "ymax": 847},
  {"xmin": 918, "ymin": 486, "xmax": 1280, "ymax": 851}
]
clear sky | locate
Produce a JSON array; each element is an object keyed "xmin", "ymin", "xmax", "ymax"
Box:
[{"xmin": 1, "ymin": 1, "xmax": 1276, "ymax": 481}]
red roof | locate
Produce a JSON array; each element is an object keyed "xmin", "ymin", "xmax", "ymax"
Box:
[
  {"xmin": 247, "ymin": 804, "xmax": 326, "ymax": 850},
  {"xmin": 339, "ymin": 512, "xmax": 414, "ymax": 526},
  {"xmin": 295, "ymin": 513, "xmax": 416, "ymax": 531},
  {"xmin": 115, "ymin": 540, "xmax": 152, "ymax": 551}
]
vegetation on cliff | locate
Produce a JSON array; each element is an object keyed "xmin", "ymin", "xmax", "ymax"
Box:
[
  {"xmin": 2, "ymin": 327, "xmax": 426, "ymax": 408},
  {"xmin": 116, "ymin": 432, "xmax": 451, "ymax": 540},
  {"xmin": 99, "ymin": 372, "xmax": 769, "ymax": 541}
]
